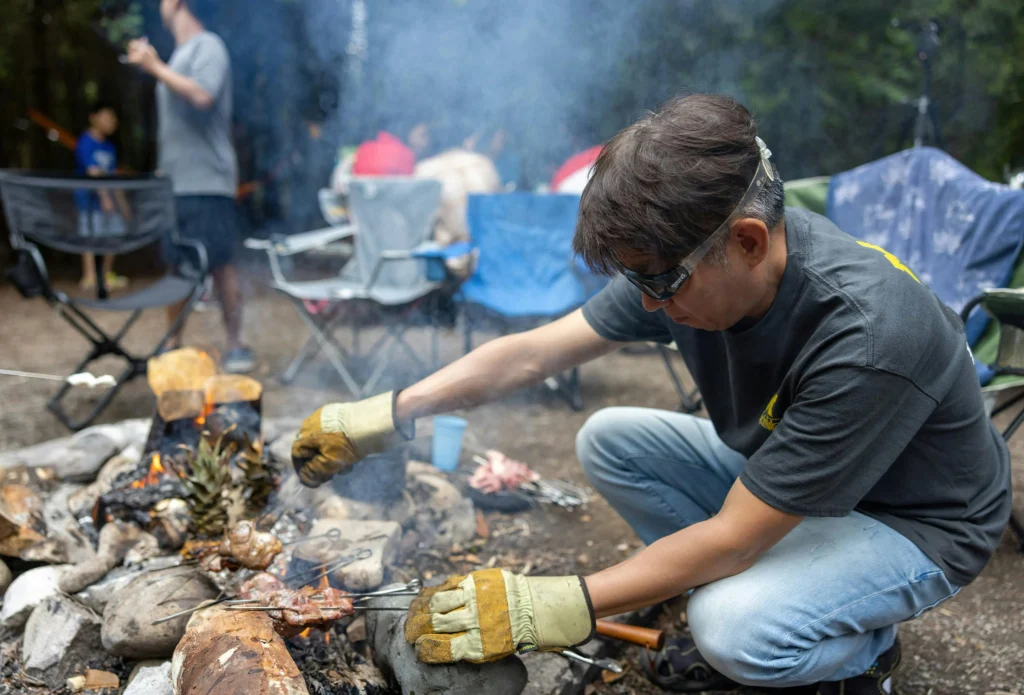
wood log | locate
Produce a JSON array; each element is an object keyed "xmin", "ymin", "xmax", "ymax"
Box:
[
  {"xmin": 147, "ymin": 348, "xmax": 217, "ymax": 398},
  {"xmin": 172, "ymin": 606, "xmax": 309, "ymax": 695},
  {"xmin": 203, "ymin": 375, "xmax": 263, "ymax": 406},
  {"xmin": 157, "ymin": 390, "xmax": 206, "ymax": 423}
]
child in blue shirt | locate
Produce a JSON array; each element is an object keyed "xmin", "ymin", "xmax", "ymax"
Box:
[{"xmin": 76, "ymin": 102, "xmax": 130, "ymax": 291}]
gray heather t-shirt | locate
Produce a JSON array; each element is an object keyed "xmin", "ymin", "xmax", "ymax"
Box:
[
  {"xmin": 582, "ymin": 206, "xmax": 1011, "ymax": 586},
  {"xmin": 157, "ymin": 32, "xmax": 238, "ymax": 197}
]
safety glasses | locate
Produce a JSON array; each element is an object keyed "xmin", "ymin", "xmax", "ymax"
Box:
[{"xmin": 621, "ymin": 148, "xmax": 774, "ymax": 302}]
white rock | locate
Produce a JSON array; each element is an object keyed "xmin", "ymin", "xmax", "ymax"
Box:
[
  {"xmin": 412, "ymin": 472, "xmax": 464, "ymax": 512},
  {"xmin": 125, "ymin": 660, "xmax": 173, "ymax": 695},
  {"xmin": 23, "ymin": 596, "xmax": 103, "ymax": 688},
  {"xmin": 295, "ymin": 519, "xmax": 401, "ymax": 591},
  {"xmin": 439, "ymin": 498, "xmax": 478, "ymax": 546},
  {"xmin": 0, "ymin": 558, "xmax": 10, "ymax": 593},
  {"xmin": 1, "ymin": 565, "xmax": 68, "ymax": 629}
]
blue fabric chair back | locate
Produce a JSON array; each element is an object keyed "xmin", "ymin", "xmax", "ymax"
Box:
[
  {"xmin": 462, "ymin": 193, "xmax": 608, "ymax": 317},
  {"xmin": 827, "ymin": 147, "xmax": 1024, "ymax": 345}
]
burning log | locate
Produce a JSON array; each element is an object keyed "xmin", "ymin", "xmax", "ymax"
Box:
[
  {"xmin": 0, "ymin": 484, "xmax": 47, "ymax": 559},
  {"xmin": 171, "ymin": 606, "xmax": 309, "ymax": 695},
  {"xmin": 96, "ymin": 453, "xmax": 189, "ymax": 529}
]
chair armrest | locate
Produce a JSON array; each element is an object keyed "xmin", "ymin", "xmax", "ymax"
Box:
[
  {"xmin": 318, "ymin": 189, "xmax": 349, "ymax": 226},
  {"xmin": 247, "ymin": 225, "xmax": 356, "ymax": 257},
  {"xmin": 972, "ymin": 288, "xmax": 1024, "ymax": 319}
]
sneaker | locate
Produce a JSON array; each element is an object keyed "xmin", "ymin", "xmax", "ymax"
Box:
[
  {"xmin": 222, "ymin": 347, "xmax": 257, "ymax": 374},
  {"xmin": 817, "ymin": 638, "xmax": 901, "ymax": 695},
  {"xmin": 105, "ymin": 272, "xmax": 129, "ymax": 290}
]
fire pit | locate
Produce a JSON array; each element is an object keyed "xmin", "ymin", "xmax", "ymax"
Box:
[{"xmin": 0, "ymin": 349, "xmax": 540, "ymax": 695}]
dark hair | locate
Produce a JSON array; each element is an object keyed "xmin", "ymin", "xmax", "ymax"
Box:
[
  {"xmin": 575, "ymin": 93, "xmax": 785, "ymax": 275},
  {"xmin": 88, "ymin": 101, "xmax": 116, "ymax": 116}
]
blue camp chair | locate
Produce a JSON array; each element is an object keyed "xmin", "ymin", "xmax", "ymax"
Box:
[{"xmin": 461, "ymin": 193, "xmax": 608, "ymax": 410}]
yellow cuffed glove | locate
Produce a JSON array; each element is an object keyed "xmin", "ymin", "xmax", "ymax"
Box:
[
  {"xmin": 291, "ymin": 391, "xmax": 412, "ymax": 487},
  {"xmin": 404, "ymin": 569, "xmax": 595, "ymax": 664}
]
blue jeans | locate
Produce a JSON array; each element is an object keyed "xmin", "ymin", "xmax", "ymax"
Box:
[{"xmin": 576, "ymin": 407, "xmax": 960, "ymax": 687}]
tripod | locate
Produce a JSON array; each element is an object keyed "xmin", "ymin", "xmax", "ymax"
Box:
[{"xmin": 897, "ymin": 19, "xmax": 943, "ymax": 150}]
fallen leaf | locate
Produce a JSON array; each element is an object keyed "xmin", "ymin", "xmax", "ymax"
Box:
[
  {"xmin": 601, "ymin": 664, "xmax": 628, "ymax": 683},
  {"xmin": 577, "ymin": 553, "xmax": 589, "ymax": 566},
  {"xmin": 465, "ymin": 553, "xmax": 482, "ymax": 565},
  {"xmin": 486, "ymin": 556, "xmax": 498, "ymax": 568},
  {"xmin": 423, "ymin": 570, "xmax": 434, "ymax": 580},
  {"xmin": 580, "ymin": 514, "xmax": 591, "ymax": 523},
  {"xmin": 475, "ymin": 510, "xmax": 490, "ymax": 539}
]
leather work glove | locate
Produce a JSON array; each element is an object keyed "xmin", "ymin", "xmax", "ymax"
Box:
[
  {"xmin": 405, "ymin": 569, "xmax": 595, "ymax": 663},
  {"xmin": 291, "ymin": 391, "xmax": 413, "ymax": 487}
]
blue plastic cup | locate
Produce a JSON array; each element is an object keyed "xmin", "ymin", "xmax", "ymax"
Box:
[{"xmin": 432, "ymin": 416, "xmax": 468, "ymax": 472}]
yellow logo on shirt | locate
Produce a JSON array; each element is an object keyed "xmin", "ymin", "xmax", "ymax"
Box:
[
  {"xmin": 759, "ymin": 393, "xmax": 781, "ymax": 431},
  {"xmin": 856, "ymin": 241, "xmax": 920, "ymax": 283}
]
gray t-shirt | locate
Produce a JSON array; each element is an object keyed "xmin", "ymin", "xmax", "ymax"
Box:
[
  {"xmin": 582, "ymin": 206, "xmax": 1011, "ymax": 587},
  {"xmin": 157, "ymin": 32, "xmax": 238, "ymax": 197}
]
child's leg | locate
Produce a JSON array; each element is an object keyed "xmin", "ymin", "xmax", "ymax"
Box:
[
  {"xmin": 103, "ymin": 254, "xmax": 115, "ymax": 276},
  {"xmin": 81, "ymin": 253, "xmax": 97, "ymax": 288}
]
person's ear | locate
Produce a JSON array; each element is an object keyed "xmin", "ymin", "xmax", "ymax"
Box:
[{"xmin": 731, "ymin": 218, "xmax": 771, "ymax": 269}]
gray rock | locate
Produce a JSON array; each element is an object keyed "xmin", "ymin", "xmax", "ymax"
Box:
[
  {"xmin": 68, "ymin": 444, "xmax": 143, "ymax": 519},
  {"xmin": 0, "ymin": 420, "xmax": 148, "ymax": 477},
  {"xmin": 102, "ymin": 566, "xmax": 219, "ymax": 659},
  {"xmin": 1, "ymin": 565, "xmax": 68, "ymax": 629},
  {"xmin": 75, "ymin": 557, "xmax": 180, "ymax": 614},
  {"xmin": 367, "ymin": 589, "xmax": 527, "ymax": 695},
  {"xmin": 60, "ymin": 520, "xmax": 147, "ymax": 593},
  {"xmin": 41, "ymin": 483, "xmax": 94, "ymax": 565},
  {"xmin": 294, "ymin": 519, "xmax": 401, "ymax": 591},
  {"xmin": 22, "ymin": 596, "xmax": 103, "ymax": 688},
  {"xmin": 438, "ymin": 498, "xmax": 478, "ymax": 546},
  {"xmin": 267, "ymin": 430, "xmax": 297, "ymax": 467},
  {"xmin": 0, "ymin": 558, "xmax": 10, "ymax": 594},
  {"xmin": 262, "ymin": 418, "xmax": 303, "ymax": 445},
  {"xmin": 124, "ymin": 660, "xmax": 173, "ymax": 695},
  {"xmin": 522, "ymin": 653, "xmax": 573, "ymax": 695},
  {"xmin": 412, "ymin": 472, "xmax": 464, "ymax": 512},
  {"xmin": 60, "ymin": 429, "xmax": 120, "ymax": 483}
]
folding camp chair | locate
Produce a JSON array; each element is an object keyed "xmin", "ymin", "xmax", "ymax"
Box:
[
  {"xmin": 0, "ymin": 171, "xmax": 207, "ymax": 430},
  {"xmin": 828, "ymin": 147, "xmax": 1024, "ymax": 551},
  {"xmin": 461, "ymin": 192, "xmax": 608, "ymax": 411},
  {"xmin": 245, "ymin": 177, "xmax": 445, "ymax": 396}
]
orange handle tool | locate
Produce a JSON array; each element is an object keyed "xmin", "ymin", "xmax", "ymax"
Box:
[{"xmin": 595, "ymin": 620, "xmax": 665, "ymax": 650}]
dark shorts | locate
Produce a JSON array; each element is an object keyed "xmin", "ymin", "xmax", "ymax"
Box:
[{"xmin": 163, "ymin": 195, "xmax": 241, "ymax": 272}]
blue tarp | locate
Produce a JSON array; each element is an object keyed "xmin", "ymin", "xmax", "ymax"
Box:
[
  {"xmin": 827, "ymin": 147, "xmax": 1024, "ymax": 350},
  {"xmin": 462, "ymin": 193, "xmax": 607, "ymax": 317}
]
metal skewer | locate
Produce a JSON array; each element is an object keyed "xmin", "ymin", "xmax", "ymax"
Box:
[{"xmin": 557, "ymin": 649, "xmax": 623, "ymax": 674}]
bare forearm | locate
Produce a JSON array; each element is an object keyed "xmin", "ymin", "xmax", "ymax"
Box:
[
  {"xmin": 150, "ymin": 62, "xmax": 214, "ymax": 110},
  {"xmin": 395, "ymin": 310, "xmax": 615, "ymax": 421},
  {"xmin": 584, "ymin": 518, "xmax": 756, "ymax": 617},
  {"xmin": 395, "ymin": 333, "xmax": 549, "ymax": 420}
]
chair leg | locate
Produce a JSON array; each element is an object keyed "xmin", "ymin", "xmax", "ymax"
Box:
[
  {"xmin": 657, "ymin": 344, "xmax": 702, "ymax": 414},
  {"xmin": 282, "ymin": 295, "xmax": 362, "ymax": 396}
]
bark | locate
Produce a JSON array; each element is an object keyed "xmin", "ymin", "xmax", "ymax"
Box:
[{"xmin": 172, "ymin": 607, "xmax": 309, "ymax": 695}]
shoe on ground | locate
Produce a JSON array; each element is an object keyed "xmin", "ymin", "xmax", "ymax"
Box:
[
  {"xmin": 817, "ymin": 637, "xmax": 901, "ymax": 695},
  {"xmin": 222, "ymin": 347, "xmax": 257, "ymax": 374},
  {"xmin": 105, "ymin": 271, "xmax": 129, "ymax": 290}
]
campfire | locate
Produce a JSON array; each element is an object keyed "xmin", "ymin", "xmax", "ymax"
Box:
[{"xmin": 0, "ymin": 347, "xmax": 570, "ymax": 695}]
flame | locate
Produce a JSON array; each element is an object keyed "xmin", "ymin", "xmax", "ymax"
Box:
[
  {"xmin": 317, "ymin": 567, "xmax": 330, "ymax": 592},
  {"xmin": 324, "ymin": 632, "xmax": 331, "ymax": 646},
  {"xmin": 131, "ymin": 453, "xmax": 166, "ymax": 488},
  {"xmin": 298, "ymin": 628, "xmax": 312, "ymax": 639},
  {"xmin": 195, "ymin": 391, "xmax": 215, "ymax": 427}
]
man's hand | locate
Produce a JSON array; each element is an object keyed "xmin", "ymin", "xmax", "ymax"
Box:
[
  {"xmin": 291, "ymin": 392, "xmax": 408, "ymax": 487},
  {"xmin": 405, "ymin": 569, "xmax": 594, "ymax": 664},
  {"xmin": 126, "ymin": 38, "xmax": 161, "ymax": 74}
]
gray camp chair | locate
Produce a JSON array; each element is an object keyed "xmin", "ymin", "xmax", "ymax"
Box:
[
  {"xmin": 246, "ymin": 177, "xmax": 444, "ymax": 396},
  {"xmin": 0, "ymin": 171, "xmax": 207, "ymax": 430}
]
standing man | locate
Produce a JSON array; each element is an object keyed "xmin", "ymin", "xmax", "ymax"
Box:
[
  {"xmin": 288, "ymin": 95, "xmax": 1011, "ymax": 693},
  {"xmin": 127, "ymin": 0, "xmax": 255, "ymax": 373}
]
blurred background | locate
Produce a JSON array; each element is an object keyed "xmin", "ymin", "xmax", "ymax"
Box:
[{"xmin": 3, "ymin": 0, "xmax": 1023, "ymax": 256}]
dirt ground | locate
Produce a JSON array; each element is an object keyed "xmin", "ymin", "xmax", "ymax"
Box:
[{"xmin": 0, "ymin": 272, "xmax": 1022, "ymax": 695}]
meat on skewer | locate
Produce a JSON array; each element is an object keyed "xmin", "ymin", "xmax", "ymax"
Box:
[
  {"xmin": 236, "ymin": 573, "xmax": 354, "ymax": 633},
  {"xmin": 183, "ymin": 521, "xmax": 284, "ymax": 573},
  {"xmin": 219, "ymin": 520, "xmax": 283, "ymax": 570}
]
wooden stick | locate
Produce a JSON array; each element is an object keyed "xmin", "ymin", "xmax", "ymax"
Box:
[{"xmin": 595, "ymin": 620, "xmax": 665, "ymax": 650}]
